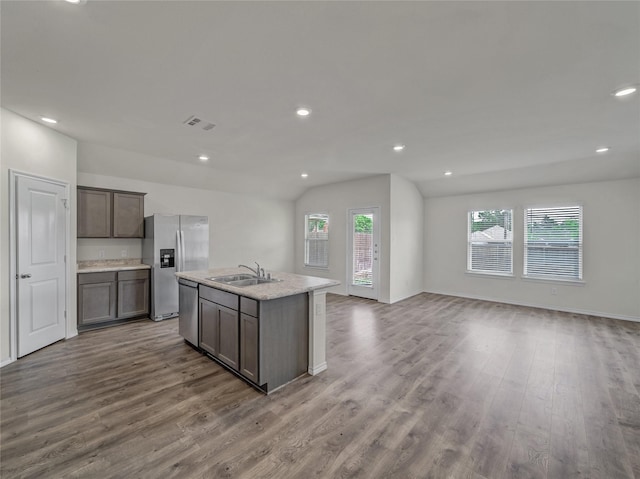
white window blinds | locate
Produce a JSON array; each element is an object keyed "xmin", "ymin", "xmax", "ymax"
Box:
[
  {"xmin": 524, "ymin": 206, "xmax": 583, "ymax": 280},
  {"xmin": 305, "ymin": 214, "xmax": 329, "ymax": 268},
  {"xmin": 467, "ymin": 210, "xmax": 513, "ymax": 275}
]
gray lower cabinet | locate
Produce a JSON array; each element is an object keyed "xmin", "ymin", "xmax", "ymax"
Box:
[
  {"xmin": 257, "ymin": 294, "xmax": 309, "ymax": 392},
  {"xmin": 240, "ymin": 298, "xmax": 259, "ymax": 383},
  {"xmin": 199, "ymin": 286, "xmax": 240, "ymax": 371},
  {"xmin": 198, "ymin": 285, "xmax": 309, "ymax": 393},
  {"xmin": 117, "ymin": 270, "xmax": 150, "ymax": 318},
  {"xmin": 78, "ymin": 272, "xmax": 117, "ymax": 325},
  {"xmin": 199, "ymin": 299, "xmax": 220, "ymax": 357},
  {"xmin": 240, "ymin": 313, "xmax": 259, "ymax": 383},
  {"xmin": 78, "ymin": 269, "xmax": 150, "ymax": 329}
]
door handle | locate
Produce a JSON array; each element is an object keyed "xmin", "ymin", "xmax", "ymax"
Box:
[
  {"xmin": 176, "ymin": 230, "xmax": 181, "ymax": 272},
  {"xmin": 20, "ymin": 273, "xmax": 32, "ymax": 279}
]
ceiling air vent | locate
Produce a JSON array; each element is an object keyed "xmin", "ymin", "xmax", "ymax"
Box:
[{"xmin": 182, "ymin": 115, "xmax": 216, "ymax": 131}]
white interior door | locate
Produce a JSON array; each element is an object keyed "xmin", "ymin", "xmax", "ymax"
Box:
[
  {"xmin": 16, "ymin": 175, "xmax": 67, "ymax": 357},
  {"xmin": 347, "ymin": 207, "xmax": 380, "ymax": 300}
]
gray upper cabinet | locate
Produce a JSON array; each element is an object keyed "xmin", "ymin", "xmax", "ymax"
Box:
[
  {"xmin": 77, "ymin": 187, "xmax": 145, "ymax": 238},
  {"xmin": 77, "ymin": 188, "xmax": 111, "ymax": 238},
  {"xmin": 113, "ymin": 192, "xmax": 144, "ymax": 238}
]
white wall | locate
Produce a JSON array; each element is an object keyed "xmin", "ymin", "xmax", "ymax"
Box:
[
  {"xmin": 389, "ymin": 175, "xmax": 424, "ymax": 303},
  {"xmin": 424, "ymin": 178, "xmax": 640, "ymax": 321},
  {"xmin": 77, "ymin": 158, "xmax": 295, "ymax": 273},
  {"xmin": 295, "ymin": 175, "xmax": 391, "ymax": 302},
  {"xmin": 77, "ymin": 238, "xmax": 142, "ymax": 262},
  {"xmin": 1, "ymin": 108, "xmax": 78, "ymax": 364}
]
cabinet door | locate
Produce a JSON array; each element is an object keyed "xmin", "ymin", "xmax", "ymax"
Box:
[
  {"xmin": 199, "ymin": 298, "xmax": 219, "ymax": 357},
  {"xmin": 240, "ymin": 312, "xmax": 259, "ymax": 383},
  {"xmin": 217, "ymin": 305, "xmax": 239, "ymax": 371},
  {"xmin": 117, "ymin": 273, "xmax": 149, "ymax": 319},
  {"xmin": 78, "ymin": 281, "xmax": 117, "ymax": 325},
  {"xmin": 77, "ymin": 188, "xmax": 111, "ymax": 238},
  {"xmin": 113, "ymin": 192, "xmax": 144, "ymax": 238}
]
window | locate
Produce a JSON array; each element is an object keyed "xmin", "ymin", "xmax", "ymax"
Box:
[
  {"xmin": 467, "ymin": 209, "xmax": 513, "ymax": 275},
  {"xmin": 524, "ymin": 206, "xmax": 582, "ymax": 280},
  {"xmin": 305, "ymin": 213, "xmax": 329, "ymax": 268}
]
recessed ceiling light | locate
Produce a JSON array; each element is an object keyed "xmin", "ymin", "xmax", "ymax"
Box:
[
  {"xmin": 393, "ymin": 144, "xmax": 405, "ymax": 152},
  {"xmin": 595, "ymin": 147, "xmax": 610, "ymax": 154},
  {"xmin": 296, "ymin": 107, "xmax": 311, "ymax": 117},
  {"xmin": 612, "ymin": 86, "xmax": 637, "ymax": 97},
  {"xmin": 65, "ymin": 0, "xmax": 87, "ymax": 4},
  {"xmin": 301, "ymin": 173, "xmax": 309, "ymax": 178},
  {"xmin": 444, "ymin": 171, "xmax": 453, "ymax": 176},
  {"xmin": 198, "ymin": 155, "xmax": 209, "ymax": 161},
  {"xmin": 40, "ymin": 117, "xmax": 58, "ymax": 124}
]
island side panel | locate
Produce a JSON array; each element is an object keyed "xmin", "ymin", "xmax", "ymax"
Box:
[
  {"xmin": 259, "ymin": 293, "xmax": 309, "ymax": 392},
  {"xmin": 308, "ymin": 290, "xmax": 328, "ymax": 375}
]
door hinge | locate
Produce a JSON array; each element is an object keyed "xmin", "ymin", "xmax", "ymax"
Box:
[
  {"xmin": 64, "ymin": 255, "xmax": 67, "ymax": 263},
  {"xmin": 64, "ymin": 310, "xmax": 67, "ymax": 319}
]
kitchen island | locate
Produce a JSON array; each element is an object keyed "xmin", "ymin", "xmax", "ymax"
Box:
[{"xmin": 175, "ymin": 268, "xmax": 339, "ymax": 393}]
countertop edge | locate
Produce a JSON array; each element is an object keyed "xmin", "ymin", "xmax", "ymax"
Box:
[
  {"xmin": 78, "ymin": 264, "xmax": 151, "ymax": 273},
  {"xmin": 176, "ymin": 269, "xmax": 340, "ymax": 301}
]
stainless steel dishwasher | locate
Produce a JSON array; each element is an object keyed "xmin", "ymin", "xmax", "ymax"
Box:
[{"xmin": 178, "ymin": 278, "xmax": 199, "ymax": 347}]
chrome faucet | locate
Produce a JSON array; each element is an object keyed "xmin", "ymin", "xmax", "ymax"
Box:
[{"xmin": 238, "ymin": 262, "xmax": 263, "ymax": 278}]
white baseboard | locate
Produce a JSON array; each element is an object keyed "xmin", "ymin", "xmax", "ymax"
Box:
[
  {"xmin": 424, "ymin": 289, "xmax": 640, "ymax": 323},
  {"xmin": 1, "ymin": 357, "xmax": 16, "ymax": 368},
  {"xmin": 308, "ymin": 362, "xmax": 327, "ymax": 376}
]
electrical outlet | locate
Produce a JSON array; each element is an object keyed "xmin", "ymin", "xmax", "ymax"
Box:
[
  {"xmin": 98, "ymin": 250, "xmax": 105, "ymax": 258},
  {"xmin": 551, "ymin": 287, "xmax": 558, "ymax": 295},
  {"xmin": 121, "ymin": 250, "xmax": 128, "ymax": 258}
]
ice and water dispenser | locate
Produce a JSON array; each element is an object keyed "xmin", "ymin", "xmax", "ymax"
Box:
[{"xmin": 160, "ymin": 249, "xmax": 175, "ymax": 268}]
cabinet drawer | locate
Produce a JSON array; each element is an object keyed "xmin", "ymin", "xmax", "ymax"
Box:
[
  {"xmin": 78, "ymin": 272, "xmax": 117, "ymax": 285},
  {"xmin": 117, "ymin": 269, "xmax": 149, "ymax": 281},
  {"xmin": 200, "ymin": 285, "xmax": 238, "ymax": 310},
  {"xmin": 240, "ymin": 297, "xmax": 258, "ymax": 318}
]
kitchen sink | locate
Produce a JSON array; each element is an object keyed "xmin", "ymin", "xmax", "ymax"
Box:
[
  {"xmin": 207, "ymin": 274, "xmax": 283, "ymax": 287},
  {"xmin": 207, "ymin": 274, "xmax": 255, "ymax": 283},
  {"xmin": 227, "ymin": 277, "xmax": 283, "ymax": 287}
]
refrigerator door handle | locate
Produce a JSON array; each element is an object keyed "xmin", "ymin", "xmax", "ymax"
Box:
[
  {"xmin": 176, "ymin": 230, "xmax": 182, "ymax": 272},
  {"xmin": 180, "ymin": 230, "xmax": 186, "ymax": 271}
]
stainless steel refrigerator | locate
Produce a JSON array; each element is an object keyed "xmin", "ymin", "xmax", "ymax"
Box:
[{"xmin": 142, "ymin": 214, "xmax": 209, "ymax": 321}]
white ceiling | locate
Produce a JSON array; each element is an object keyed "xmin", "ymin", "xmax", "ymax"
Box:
[{"xmin": 2, "ymin": 1, "xmax": 639, "ymax": 200}]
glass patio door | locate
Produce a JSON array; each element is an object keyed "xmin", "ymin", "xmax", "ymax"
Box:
[{"xmin": 347, "ymin": 207, "xmax": 379, "ymax": 300}]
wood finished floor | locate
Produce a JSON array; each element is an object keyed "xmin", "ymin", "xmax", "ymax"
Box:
[{"xmin": 1, "ymin": 293, "xmax": 639, "ymax": 479}]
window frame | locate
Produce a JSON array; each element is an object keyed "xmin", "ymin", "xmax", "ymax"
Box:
[
  {"xmin": 523, "ymin": 205, "xmax": 583, "ymax": 282},
  {"xmin": 466, "ymin": 209, "xmax": 514, "ymax": 277},
  {"xmin": 304, "ymin": 213, "xmax": 330, "ymax": 269}
]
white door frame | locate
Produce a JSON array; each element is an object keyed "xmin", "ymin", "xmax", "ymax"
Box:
[
  {"xmin": 8, "ymin": 170, "xmax": 72, "ymax": 364},
  {"xmin": 347, "ymin": 206, "xmax": 380, "ymax": 300}
]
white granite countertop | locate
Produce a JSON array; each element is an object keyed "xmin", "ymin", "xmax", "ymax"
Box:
[
  {"xmin": 176, "ymin": 267, "xmax": 340, "ymax": 301},
  {"xmin": 77, "ymin": 260, "xmax": 151, "ymax": 273}
]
